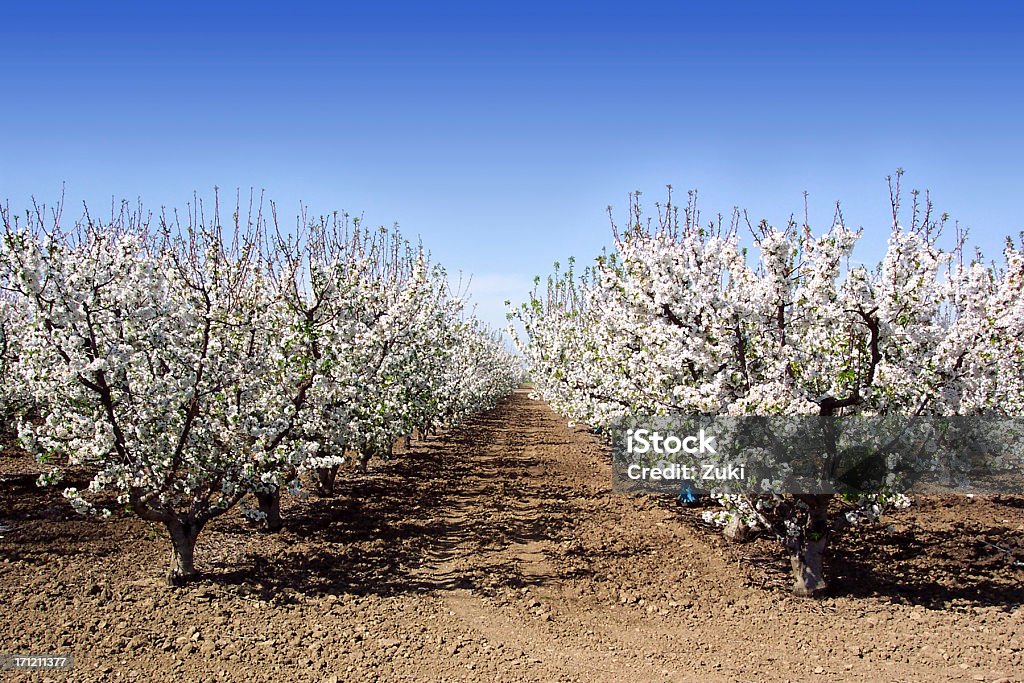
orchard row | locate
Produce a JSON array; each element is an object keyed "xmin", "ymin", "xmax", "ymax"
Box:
[{"xmin": 0, "ymin": 195, "xmax": 522, "ymax": 584}]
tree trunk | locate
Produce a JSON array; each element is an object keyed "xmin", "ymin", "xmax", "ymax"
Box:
[
  {"xmin": 723, "ymin": 516, "xmax": 752, "ymax": 543},
  {"xmin": 788, "ymin": 494, "xmax": 831, "ymax": 597},
  {"xmin": 255, "ymin": 488, "xmax": 283, "ymax": 532},
  {"xmin": 165, "ymin": 519, "xmax": 203, "ymax": 586},
  {"xmin": 354, "ymin": 450, "xmax": 371, "ymax": 473},
  {"xmin": 315, "ymin": 465, "xmax": 340, "ymax": 497}
]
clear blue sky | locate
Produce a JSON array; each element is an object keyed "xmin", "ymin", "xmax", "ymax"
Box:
[{"xmin": 3, "ymin": 2, "xmax": 1023, "ymax": 334}]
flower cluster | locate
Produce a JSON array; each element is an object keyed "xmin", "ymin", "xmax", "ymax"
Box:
[{"xmin": 0, "ymin": 292, "xmax": 31, "ymax": 426}]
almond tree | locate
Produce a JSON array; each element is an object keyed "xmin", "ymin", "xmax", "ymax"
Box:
[
  {"xmin": 515, "ymin": 175, "xmax": 1024, "ymax": 596},
  {"xmin": 1, "ymin": 198, "xmax": 313, "ymax": 584}
]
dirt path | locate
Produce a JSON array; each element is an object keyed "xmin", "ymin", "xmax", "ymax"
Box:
[{"xmin": 1, "ymin": 389, "xmax": 1022, "ymax": 682}]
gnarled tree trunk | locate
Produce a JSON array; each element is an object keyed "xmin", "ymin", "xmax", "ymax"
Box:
[
  {"xmin": 165, "ymin": 518, "xmax": 204, "ymax": 586},
  {"xmin": 315, "ymin": 465, "xmax": 340, "ymax": 496},
  {"xmin": 255, "ymin": 488, "xmax": 283, "ymax": 532},
  {"xmin": 354, "ymin": 450, "xmax": 371, "ymax": 473},
  {"xmin": 788, "ymin": 494, "xmax": 832, "ymax": 597}
]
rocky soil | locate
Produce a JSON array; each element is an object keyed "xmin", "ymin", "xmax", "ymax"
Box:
[{"xmin": 1, "ymin": 389, "xmax": 1022, "ymax": 682}]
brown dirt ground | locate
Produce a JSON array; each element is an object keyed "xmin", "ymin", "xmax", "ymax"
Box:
[{"xmin": 1, "ymin": 389, "xmax": 1023, "ymax": 682}]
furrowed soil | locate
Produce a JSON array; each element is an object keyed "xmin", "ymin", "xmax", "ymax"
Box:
[{"xmin": 2, "ymin": 389, "xmax": 1023, "ymax": 682}]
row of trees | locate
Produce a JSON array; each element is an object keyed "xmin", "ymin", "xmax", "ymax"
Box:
[
  {"xmin": 1, "ymin": 194, "xmax": 522, "ymax": 585},
  {"xmin": 512, "ymin": 175, "xmax": 1023, "ymax": 596}
]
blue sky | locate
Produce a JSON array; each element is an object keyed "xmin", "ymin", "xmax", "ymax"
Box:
[{"xmin": 2, "ymin": 2, "xmax": 1023, "ymax": 334}]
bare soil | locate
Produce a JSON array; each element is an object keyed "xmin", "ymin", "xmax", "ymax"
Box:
[{"xmin": 1, "ymin": 389, "xmax": 1023, "ymax": 682}]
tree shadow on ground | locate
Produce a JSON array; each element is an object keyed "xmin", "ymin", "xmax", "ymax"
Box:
[
  {"xmin": 828, "ymin": 509, "xmax": 1024, "ymax": 609},
  {"xmin": 0, "ymin": 463, "xmax": 131, "ymax": 563},
  {"xmin": 203, "ymin": 395, "xmax": 594, "ymax": 600},
  {"xmin": 698, "ymin": 496, "xmax": 1024, "ymax": 610}
]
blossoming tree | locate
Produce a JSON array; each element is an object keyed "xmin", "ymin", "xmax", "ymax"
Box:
[{"xmin": 515, "ymin": 175, "xmax": 1024, "ymax": 596}]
